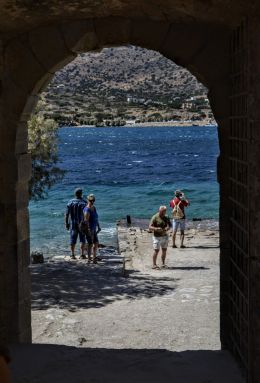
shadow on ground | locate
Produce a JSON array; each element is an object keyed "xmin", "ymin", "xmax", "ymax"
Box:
[
  {"xmin": 31, "ymin": 255, "xmax": 178, "ymax": 311},
  {"xmin": 165, "ymin": 266, "xmax": 209, "ymax": 270},
  {"xmin": 189, "ymin": 245, "xmax": 220, "ymax": 249},
  {"xmin": 10, "ymin": 344, "xmax": 245, "ymax": 383}
]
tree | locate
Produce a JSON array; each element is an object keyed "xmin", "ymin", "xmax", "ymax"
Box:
[{"xmin": 28, "ymin": 99, "xmax": 65, "ymax": 200}]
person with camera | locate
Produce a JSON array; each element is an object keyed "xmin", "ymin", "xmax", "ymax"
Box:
[
  {"xmin": 170, "ymin": 190, "xmax": 190, "ymax": 248},
  {"xmin": 65, "ymin": 188, "xmax": 87, "ymax": 259}
]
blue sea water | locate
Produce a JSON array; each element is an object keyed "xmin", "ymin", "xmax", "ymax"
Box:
[{"xmin": 29, "ymin": 126, "xmax": 219, "ymax": 256}]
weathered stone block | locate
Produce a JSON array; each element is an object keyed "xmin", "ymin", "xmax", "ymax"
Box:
[
  {"xmin": 95, "ymin": 17, "xmax": 131, "ymax": 47},
  {"xmin": 17, "ymin": 153, "xmax": 31, "ymax": 183},
  {"xmin": 15, "ymin": 122, "xmax": 28, "ymax": 155},
  {"xmin": 0, "ymin": 156, "xmax": 18, "ymax": 187},
  {"xmin": 208, "ymin": 83, "xmax": 230, "ymax": 120},
  {"xmin": 1, "ymin": 76, "xmax": 29, "ymax": 124},
  {"xmin": 17, "ymin": 239, "xmax": 30, "ymax": 271},
  {"xmin": 61, "ymin": 20, "xmax": 98, "ymax": 53},
  {"xmin": 29, "ymin": 26, "xmax": 76, "ymax": 74},
  {"xmin": 161, "ymin": 23, "xmax": 207, "ymax": 67},
  {"xmin": 17, "ymin": 209, "xmax": 29, "ymax": 243},
  {"xmin": 131, "ymin": 19, "xmax": 169, "ymax": 50},
  {"xmin": 16, "ymin": 182, "xmax": 29, "ymax": 211},
  {"xmin": 190, "ymin": 29, "xmax": 229, "ymax": 88},
  {"xmin": 4, "ymin": 38, "xmax": 46, "ymax": 94},
  {"xmin": 18, "ymin": 268, "xmax": 31, "ymax": 298}
]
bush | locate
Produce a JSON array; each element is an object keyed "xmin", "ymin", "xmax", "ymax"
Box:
[{"xmin": 28, "ymin": 99, "xmax": 65, "ymax": 200}]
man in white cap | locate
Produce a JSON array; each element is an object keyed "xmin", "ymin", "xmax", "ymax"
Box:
[{"xmin": 149, "ymin": 206, "xmax": 171, "ymax": 269}]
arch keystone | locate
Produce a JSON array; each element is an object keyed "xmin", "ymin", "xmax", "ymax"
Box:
[
  {"xmin": 94, "ymin": 17, "xmax": 131, "ymax": 46},
  {"xmin": 61, "ymin": 20, "xmax": 98, "ymax": 53}
]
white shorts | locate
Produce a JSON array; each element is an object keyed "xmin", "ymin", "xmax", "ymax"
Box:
[
  {"xmin": 153, "ymin": 235, "xmax": 169, "ymax": 250},
  {"xmin": 172, "ymin": 219, "xmax": 186, "ymax": 232}
]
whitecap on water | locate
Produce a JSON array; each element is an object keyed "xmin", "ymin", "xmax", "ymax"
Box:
[
  {"xmin": 101, "ymin": 227, "xmax": 116, "ymax": 235},
  {"xmin": 133, "ymin": 160, "xmax": 143, "ymax": 163},
  {"xmin": 194, "ymin": 154, "xmax": 199, "ymax": 157}
]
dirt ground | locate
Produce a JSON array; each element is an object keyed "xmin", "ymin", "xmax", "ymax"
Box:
[{"xmin": 10, "ymin": 226, "xmax": 245, "ymax": 382}]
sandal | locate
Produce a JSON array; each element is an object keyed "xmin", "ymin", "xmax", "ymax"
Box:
[
  {"xmin": 161, "ymin": 264, "xmax": 168, "ymax": 269},
  {"xmin": 152, "ymin": 265, "xmax": 160, "ymax": 270},
  {"xmin": 172, "ymin": 245, "xmax": 177, "ymax": 248},
  {"xmin": 180, "ymin": 245, "xmax": 186, "ymax": 248},
  {"xmin": 93, "ymin": 258, "xmax": 98, "ymax": 264}
]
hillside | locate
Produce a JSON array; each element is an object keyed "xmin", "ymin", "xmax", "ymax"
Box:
[{"xmin": 43, "ymin": 46, "xmax": 213, "ymax": 126}]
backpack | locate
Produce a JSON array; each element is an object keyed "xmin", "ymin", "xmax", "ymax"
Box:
[{"xmin": 172, "ymin": 201, "xmax": 184, "ymax": 219}]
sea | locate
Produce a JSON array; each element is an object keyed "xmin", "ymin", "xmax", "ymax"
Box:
[{"xmin": 29, "ymin": 125, "xmax": 219, "ymax": 257}]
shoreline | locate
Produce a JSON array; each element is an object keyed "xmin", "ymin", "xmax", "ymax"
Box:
[
  {"xmin": 117, "ymin": 217, "xmax": 219, "ymax": 231},
  {"xmin": 60, "ymin": 121, "xmax": 217, "ymax": 128},
  {"xmin": 31, "ymin": 218, "xmax": 219, "ymax": 261}
]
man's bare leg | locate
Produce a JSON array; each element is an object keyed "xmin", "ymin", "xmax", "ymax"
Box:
[
  {"xmin": 172, "ymin": 230, "xmax": 177, "ymax": 247},
  {"xmin": 93, "ymin": 243, "xmax": 98, "ymax": 262},
  {"xmin": 87, "ymin": 244, "xmax": 92, "ymax": 261},
  {"xmin": 161, "ymin": 248, "xmax": 167, "ymax": 265},
  {"xmin": 152, "ymin": 249, "xmax": 160, "ymax": 268},
  {"xmin": 70, "ymin": 244, "xmax": 76, "ymax": 259},
  {"xmin": 180, "ymin": 230, "xmax": 185, "ymax": 247},
  {"xmin": 80, "ymin": 242, "xmax": 86, "ymax": 258}
]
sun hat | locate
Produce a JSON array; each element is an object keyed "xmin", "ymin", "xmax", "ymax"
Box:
[{"xmin": 87, "ymin": 194, "xmax": 95, "ymax": 201}]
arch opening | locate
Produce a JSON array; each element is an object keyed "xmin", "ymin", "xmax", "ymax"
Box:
[{"xmin": 28, "ymin": 44, "xmax": 222, "ymax": 360}]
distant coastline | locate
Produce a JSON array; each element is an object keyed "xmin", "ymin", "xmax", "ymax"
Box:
[{"xmin": 60, "ymin": 120, "xmax": 217, "ymax": 128}]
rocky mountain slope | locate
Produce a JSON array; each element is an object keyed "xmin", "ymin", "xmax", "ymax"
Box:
[{"xmin": 43, "ymin": 46, "xmax": 212, "ymax": 125}]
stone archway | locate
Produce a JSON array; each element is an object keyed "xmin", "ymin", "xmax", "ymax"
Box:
[
  {"xmin": 0, "ymin": 13, "xmax": 230, "ymax": 351},
  {"xmin": 0, "ymin": 10, "xmax": 259, "ymax": 383}
]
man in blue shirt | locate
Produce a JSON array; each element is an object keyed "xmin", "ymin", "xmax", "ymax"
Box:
[{"xmin": 65, "ymin": 188, "xmax": 87, "ymax": 259}]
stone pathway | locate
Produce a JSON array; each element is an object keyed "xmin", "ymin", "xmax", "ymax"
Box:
[{"xmin": 10, "ymin": 227, "xmax": 245, "ymax": 382}]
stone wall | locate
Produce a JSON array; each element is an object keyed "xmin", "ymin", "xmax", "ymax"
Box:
[
  {"xmin": 0, "ymin": 8, "xmax": 259, "ymax": 382},
  {"xmin": 248, "ymin": 18, "xmax": 260, "ymax": 382}
]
